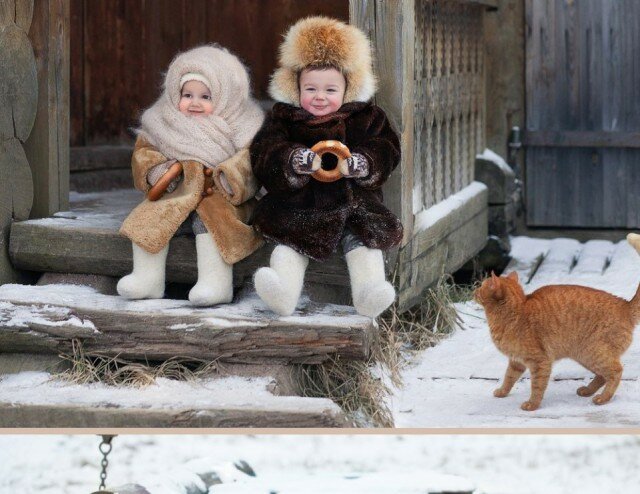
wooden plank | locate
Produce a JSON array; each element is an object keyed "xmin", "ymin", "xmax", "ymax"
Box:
[
  {"xmin": 0, "ymin": 284, "xmax": 374, "ymax": 364},
  {"xmin": 397, "ymin": 183, "xmax": 488, "ymax": 310},
  {"xmin": 0, "ymin": 403, "xmax": 348, "ymax": 428},
  {"xmin": 70, "ymin": 145, "xmax": 133, "ymax": 172},
  {"xmin": 523, "ymin": 131, "xmax": 640, "ymax": 148},
  {"xmin": 0, "ymin": 0, "xmax": 34, "ymax": 30},
  {"xmin": 0, "ymin": 25, "xmax": 38, "ymax": 141},
  {"xmin": 69, "ymin": 0, "xmax": 84, "ymax": 146},
  {"xmin": 410, "ymin": 182, "xmax": 488, "ymax": 259},
  {"xmin": 24, "ymin": 0, "xmax": 70, "ymax": 217}
]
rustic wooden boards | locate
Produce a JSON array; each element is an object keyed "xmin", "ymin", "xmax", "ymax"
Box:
[
  {"xmin": 24, "ymin": 0, "xmax": 70, "ymax": 217},
  {"xmin": 397, "ymin": 182, "xmax": 488, "ymax": 310},
  {"xmin": 0, "ymin": 371, "xmax": 349, "ymax": 427},
  {"xmin": 0, "ymin": 0, "xmax": 36, "ymax": 284},
  {"xmin": 0, "ymin": 284, "xmax": 374, "ymax": 364},
  {"xmin": 525, "ymin": 0, "xmax": 640, "ymax": 228}
]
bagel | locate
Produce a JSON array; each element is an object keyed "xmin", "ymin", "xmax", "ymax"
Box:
[
  {"xmin": 147, "ymin": 162, "xmax": 184, "ymax": 201},
  {"xmin": 310, "ymin": 140, "xmax": 351, "ymax": 183}
]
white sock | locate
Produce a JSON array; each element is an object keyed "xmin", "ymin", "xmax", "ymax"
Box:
[
  {"xmin": 345, "ymin": 246, "xmax": 395, "ymax": 318},
  {"xmin": 117, "ymin": 243, "xmax": 169, "ymax": 299},
  {"xmin": 188, "ymin": 233, "xmax": 233, "ymax": 306},
  {"xmin": 254, "ymin": 245, "xmax": 308, "ymax": 316}
]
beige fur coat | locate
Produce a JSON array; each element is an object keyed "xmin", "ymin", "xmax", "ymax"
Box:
[
  {"xmin": 119, "ymin": 136, "xmax": 263, "ymax": 264},
  {"xmin": 119, "ymin": 45, "xmax": 264, "ymax": 264}
]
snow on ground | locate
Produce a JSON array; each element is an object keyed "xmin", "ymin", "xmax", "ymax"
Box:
[
  {"xmin": 0, "ymin": 371, "xmax": 340, "ymax": 415},
  {"xmin": 392, "ymin": 236, "xmax": 640, "ymax": 427},
  {"xmin": 0, "ymin": 435, "xmax": 638, "ymax": 494}
]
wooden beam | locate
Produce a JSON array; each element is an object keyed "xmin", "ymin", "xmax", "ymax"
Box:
[
  {"xmin": 0, "ymin": 286, "xmax": 375, "ymax": 364},
  {"xmin": 0, "ymin": 0, "xmax": 36, "ymax": 283},
  {"xmin": 24, "ymin": 0, "xmax": 70, "ymax": 218},
  {"xmin": 524, "ymin": 130, "xmax": 640, "ymax": 148}
]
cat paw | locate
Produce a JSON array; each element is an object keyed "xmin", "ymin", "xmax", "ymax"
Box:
[
  {"xmin": 592, "ymin": 394, "xmax": 611, "ymax": 406},
  {"xmin": 493, "ymin": 388, "xmax": 509, "ymax": 398},
  {"xmin": 577, "ymin": 386, "xmax": 596, "ymax": 397},
  {"xmin": 520, "ymin": 400, "xmax": 540, "ymax": 411}
]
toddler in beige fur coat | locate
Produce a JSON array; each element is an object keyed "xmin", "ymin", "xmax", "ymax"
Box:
[{"xmin": 117, "ymin": 45, "xmax": 264, "ymax": 306}]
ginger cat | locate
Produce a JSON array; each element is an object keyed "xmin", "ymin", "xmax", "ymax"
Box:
[{"xmin": 475, "ymin": 271, "xmax": 640, "ymax": 411}]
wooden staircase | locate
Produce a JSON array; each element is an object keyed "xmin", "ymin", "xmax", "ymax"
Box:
[{"xmin": 0, "ymin": 189, "xmax": 379, "ymax": 428}]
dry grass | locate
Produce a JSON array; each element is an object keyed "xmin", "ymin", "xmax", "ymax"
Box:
[
  {"xmin": 380, "ymin": 274, "xmax": 477, "ymax": 351},
  {"xmin": 297, "ymin": 273, "xmax": 477, "ymax": 427},
  {"xmin": 57, "ymin": 339, "xmax": 221, "ymax": 387}
]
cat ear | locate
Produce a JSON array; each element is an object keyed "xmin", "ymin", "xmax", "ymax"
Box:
[
  {"xmin": 489, "ymin": 271, "xmax": 504, "ymax": 299},
  {"xmin": 506, "ymin": 271, "xmax": 519, "ymax": 283}
]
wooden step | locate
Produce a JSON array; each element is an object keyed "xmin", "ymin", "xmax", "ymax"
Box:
[
  {"xmin": 9, "ymin": 189, "xmax": 351, "ymax": 290},
  {"xmin": 0, "ymin": 284, "xmax": 374, "ymax": 364},
  {"xmin": 0, "ymin": 370, "xmax": 348, "ymax": 427}
]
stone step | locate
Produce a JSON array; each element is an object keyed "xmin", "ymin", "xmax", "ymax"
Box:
[
  {"xmin": 9, "ymin": 189, "xmax": 352, "ymax": 302},
  {"xmin": 0, "ymin": 370, "xmax": 348, "ymax": 427},
  {"xmin": 0, "ymin": 283, "xmax": 374, "ymax": 364}
]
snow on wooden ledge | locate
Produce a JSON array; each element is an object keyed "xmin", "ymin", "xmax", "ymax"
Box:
[{"xmin": 413, "ymin": 181, "xmax": 488, "ymax": 234}]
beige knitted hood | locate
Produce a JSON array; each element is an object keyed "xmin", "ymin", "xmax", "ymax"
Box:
[
  {"xmin": 269, "ymin": 16, "xmax": 377, "ymax": 106},
  {"xmin": 139, "ymin": 45, "xmax": 264, "ymax": 168}
]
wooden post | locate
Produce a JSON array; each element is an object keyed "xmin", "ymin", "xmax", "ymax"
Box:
[
  {"xmin": 350, "ymin": 0, "xmax": 415, "ymax": 246},
  {"xmin": 24, "ymin": 0, "xmax": 70, "ymax": 218},
  {"xmin": 0, "ymin": 0, "xmax": 37, "ymax": 283}
]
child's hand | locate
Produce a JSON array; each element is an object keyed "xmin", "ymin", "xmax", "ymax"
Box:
[
  {"xmin": 339, "ymin": 153, "xmax": 369, "ymax": 178},
  {"xmin": 290, "ymin": 148, "xmax": 321, "ymax": 174}
]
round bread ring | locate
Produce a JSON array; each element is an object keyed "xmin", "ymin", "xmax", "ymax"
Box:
[
  {"xmin": 147, "ymin": 162, "xmax": 184, "ymax": 201},
  {"xmin": 310, "ymin": 140, "xmax": 351, "ymax": 183}
]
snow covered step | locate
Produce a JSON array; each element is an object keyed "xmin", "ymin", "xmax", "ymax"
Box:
[
  {"xmin": 0, "ymin": 372, "xmax": 348, "ymax": 427},
  {"xmin": 8, "ymin": 189, "xmax": 349, "ymax": 289},
  {"xmin": 503, "ymin": 236, "xmax": 550, "ymax": 283},
  {"xmin": 570, "ymin": 240, "xmax": 614, "ymax": 275},
  {"xmin": 0, "ymin": 284, "xmax": 374, "ymax": 364}
]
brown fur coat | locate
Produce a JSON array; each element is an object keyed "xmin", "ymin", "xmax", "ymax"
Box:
[
  {"xmin": 250, "ymin": 102, "xmax": 403, "ymax": 261},
  {"xmin": 120, "ymin": 136, "xmax": 263, "ymax": 264}
]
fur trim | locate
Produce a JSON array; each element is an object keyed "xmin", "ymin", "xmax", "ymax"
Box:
[{"xmin": 268, "ymin": 16, "xmax": 377, "ymax": 105}]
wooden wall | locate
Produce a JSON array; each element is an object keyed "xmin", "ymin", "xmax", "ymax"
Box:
[
  {"xmin": 70, "ymin": 0, "xmax": 349, "ymax": 146},
  {"xmin": 525, "ymin": 0, "xmax": 640, "ymax": 228}
]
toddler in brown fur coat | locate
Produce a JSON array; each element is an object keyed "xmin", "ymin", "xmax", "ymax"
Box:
[
  {"xmin": 117, "ymin": 45, "xmax": 264, "ymax": 306},
  {"xmin": 250, "ymin": 17, "xmax": 403, "ymax": 317}
]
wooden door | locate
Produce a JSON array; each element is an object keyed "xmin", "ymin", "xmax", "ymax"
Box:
[{"xmin": 525, "ymin": 0, "xmax": 640, "ymax": 228}]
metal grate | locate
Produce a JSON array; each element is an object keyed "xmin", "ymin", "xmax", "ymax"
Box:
[{"xmin": 414, "ymin": 0, "xmax": 485, "ymax": 212}]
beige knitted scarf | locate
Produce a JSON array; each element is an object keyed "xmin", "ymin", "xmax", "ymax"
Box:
[{"xmin": 138, "ymin": 45, "xmax": 264, "ymax": 169}]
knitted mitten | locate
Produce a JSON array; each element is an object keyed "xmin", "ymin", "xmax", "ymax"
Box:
[
  {"xmin": 345, "ymin": 246, "xmax": 395, "ymax": 318},
  {"xmin": 253, "ymin": 245, "xmax": 309, "ymax": 315},
  {"xmin": 339, "ymin": 152, "xmax": 369, "ymax": 178},
  {"xmin": 117, "ymin": 243, "xmax": 169, "ymax": 299},
  {"xmin": 188, "ymin": 233, "xmax": 233, "ymax": 306},
  {"xmin": 290, "ymin": 148, "xmax": 319, "ymax": 174}
]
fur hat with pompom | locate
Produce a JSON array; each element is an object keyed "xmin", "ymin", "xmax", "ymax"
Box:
[{"xmin": 269, "ymin": 16, "xmax": 377, "ymax": 106}]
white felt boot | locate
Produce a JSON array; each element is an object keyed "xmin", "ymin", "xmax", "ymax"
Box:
[
  {"xmin": 254, "ymin": 245, "xmax": 309, "ymax": 316},
  {"xmin": 117, "ymin": 243, "xmax": 169, "ymax": 299},
  {"xmin": 346, "ymin": 246, "xmax": 396, "ymax": 318},
  {"xmin": 188, "ymin": 233, "xmax": 233, "ymax": 306}
]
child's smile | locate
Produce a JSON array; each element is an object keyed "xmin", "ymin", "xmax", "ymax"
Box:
[
  {"xmin": 299, "ymin": 68, "xmax": 346, "ymax": 117},
  {"xmin": 179, "ymin": 80, "xmax": 214, "ymax": 116}
]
